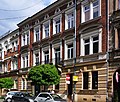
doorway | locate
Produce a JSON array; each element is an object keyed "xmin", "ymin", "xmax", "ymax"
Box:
[
  {"xmin": 67, "ymin": 74, "xmax": 73, "ymax": 100},
  {"xmin": 35, "ymin": 85, "xmax": 40, "ymax": 96},
  {"xmin": 113, "ymin": 69, "xmax": 120, "ymax": 102}
]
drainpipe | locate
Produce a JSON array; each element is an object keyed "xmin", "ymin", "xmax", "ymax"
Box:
[
  {"xmin": 106, "ymin": 0, "xmax": 109, "ymax": 101},
  {"xmin": 73, "ymin": 0, "xmax": 77, "ymax": 101}
]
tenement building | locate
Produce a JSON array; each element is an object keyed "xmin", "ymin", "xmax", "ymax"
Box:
[
  {"xmin": 0, "ymin": 0, "xmax": 110, "ymax": 102},
  {"xmin": 109, "ymin": 0, "xmax": 120, "ymax": 101}
]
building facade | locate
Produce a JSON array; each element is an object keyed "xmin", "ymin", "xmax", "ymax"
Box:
[
  {"xmin": 109, "ymin": 0, "xmax": 120, "ymax": 101},
  {"xmin": 0, "ymin": 0, "xmax": 110, "ymax": 102}
]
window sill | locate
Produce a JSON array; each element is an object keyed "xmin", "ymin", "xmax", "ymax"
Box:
[{"xmin": 81, "ymin": 16, "xmax": 101, "ymax": 26}]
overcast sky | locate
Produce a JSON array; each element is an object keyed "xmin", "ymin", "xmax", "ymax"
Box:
[{"xmin": 0, "ymin": 0, "xmax": 57, "ymax": 35}]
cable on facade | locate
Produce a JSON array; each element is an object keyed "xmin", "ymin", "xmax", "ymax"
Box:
[
  {"xmin": 0, "ymin": 16, "xmax": 29, "ymax": 20},
  {"xmin": 0, "ymin": 0, "xmax": 43, "ymax": 11}
]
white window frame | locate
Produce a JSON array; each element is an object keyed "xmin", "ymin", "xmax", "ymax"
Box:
[
  {"xmin": 21, "ymin": 54, "xmax": 29, "ymax": 68},
  {"xmin": 22, "ymin": 30, "xmax": 30, "ymax": 46},
  {"xmin": 43, "ymin": 21, "xmax": 50, "ymax": 39},
  {"xmin": 65, "ymin": 8, "xmax": 74, "ymax": 30},
  {"xmin": 81, "ymin": 0, "xmax": 100, "ymax": 23},
  {"xmin": 34, "ymin": 26, "xmax": 40, "ymax": 42},
  {"xmin": 44, "ymin": 51, "xmax": 49, "ymax": 64},
  {"xmin": 53, "ymin": 15, "xmax": 62, "ymax": 35},
  {"xmin": 11, "ymin": 60, "xmax": 18, "ymax": 70},
  {"xmin": 33, "ymin": 50, "xmax": 40, "ymax": 66},
  {"xmin": 67, "ymin": 43, "xmax": 73, "ymax": 59},
  {"xmin": 81, "ymin": 29, "xmax": 102, "ymax": 56}
]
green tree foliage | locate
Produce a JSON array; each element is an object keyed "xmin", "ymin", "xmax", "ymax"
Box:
[
  {"xmin": 0, "ymin": 77, "xmax": 14, "ymax": 89},
  {"xmin": 28, "ymin": 64, "xmax": 60, "ymax": 86}
]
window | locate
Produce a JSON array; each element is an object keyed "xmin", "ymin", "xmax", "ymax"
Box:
[
  {"xmin": 27, "ymin": 33, "xmax": 29, "ymax": 45},
  {"xmin": 93, "ymin": 0, "xmax": 99, "ymax": 18},
  {"xmin": 83, "ymin": 72, "xmax": 88, "ymax": 89},
  {"xmin": 45, "ymin": 24, "xmax": 49, "ymax": 38},
  {"xmin": 84, "ymin": 4, "xmax": 90, "ymax": 21},
  {"xmin": 23, "ymin": 57, "xmax": 25, "ymax": 68},
  {"xmin": 84, "ymin": 39, "xmax": 90, "ymax": 55},
  {"xmin": 83, "ymin": 35, "xmax": 99, "ymax": 55},
  {"xmin": 92, "ymin": 71, "xmax": 98, "ymax": 89},
  {"xmin": 22, "ymin": 31, "xmax": 29, "ymax": 46},
  {"xmin": 55, "ymin": 19, "xmax": 60, "ymax": 34},
  {"xmin": 26, "ymin": 55, "xmax": 28, "ymax": 67},
  {"xmin": 35, "ymin": 53, "xmax": 39, "ymax": 65},
  {"xmin": 22, "ymin": 79, "xmax": 25, "ymax": 90},
  {"xmin": 4, "ymin": 62, "xmax": 7, "ymax": 72},
  {"xmin": 55, "ymin": 48, "xmax": 60, "ymax": 64},
  {"xmin": 82, "ymin": 0, "xmax": 100, "ymax": 22},
  {"xmin": 93, "ymin": 36, "xmax": 99, "ymax": 53},
  {"xmin": 68, "ymin": 12, "xmax": 74, "ymax": 29},
  {"xmin": 0, "ymin": 52, "xmax": 2, "ymax": 58},
  {"xmin": 38, "ymin": 94, "xmax": 50, "ymax": 98},
  {"xmin": 0, "ymin": 63, "xmax": 2, "ymax": 72},
  {"xmin": 119, "ymin": 0, "xmax": 120, "ymax": 9},
  {"xmin": 68, "ymin": 44, "xmax": 73, "ymax": 59},
  {"xmin": 12, "ymin": 60, "xmax": 18, "ymax": 70},
  {"xmin": 44, "ymin": 51, "xmax": 49, "ymax": 64},
  {"xmin": 34, "ymin": 27, "xmax": 40, "ymax": 42},
  {"xmin": 22, "ymin": 55, "xmax": 29, "ymax": 68},
  {"xmin": 23, "ymin": 35, "xmax": 25, "ymax": 45}
]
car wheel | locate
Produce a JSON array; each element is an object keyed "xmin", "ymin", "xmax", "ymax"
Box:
[
  {"xmin": 11, "ymin": 99, "xmax": 15, "ymax": 102},
  {"xmin": 6, "ymin": 98, "xmax": 12, "ymax": 102}
]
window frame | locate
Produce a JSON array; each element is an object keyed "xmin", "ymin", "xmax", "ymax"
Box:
[
  {"xmin": 83, "ymin": 72, "xmax": 89, "ymax": 89},
  {"xmin": 92, "ymin": 71, "xmax": 98, "ymax": 89},
  {"xmin": 81, "ymin": 0, "xmax": 100, "ymax": 23},
  {"xmin": 34, "ymin": 26, "xmax": 40, "ymax": 42},
  {"xmin": 67, "ymin": 43, "xmax": 73, "ymax": 59},
  {"xmin": 44, "ymin": 51, "xmax": 49, "ymax": 64}
]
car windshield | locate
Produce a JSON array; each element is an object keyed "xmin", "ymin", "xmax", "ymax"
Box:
[
  {"xmin": 8, "ymin": 92, "xmax": 18, "ymax": 95},
  {"xmin": 23, "ymin": 93, "xmax": 33, "ymax": 97},
  {"xmin": 50, "ymin": 94, "xmax": 62, "ymax": 100}
]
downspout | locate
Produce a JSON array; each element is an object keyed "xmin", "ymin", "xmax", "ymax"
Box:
[{"xmin": 106, "ymin": 0, "xmax": 109, "ymax": 101}]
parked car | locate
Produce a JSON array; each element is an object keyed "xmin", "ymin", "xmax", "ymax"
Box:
[
  {"xmin": 4, "ymin": 91, "xmax": 19, "ymax": 102},
  {"xmin": 12, "ymin": 92, "xmax": 35, "ymax": 102},
  {"xmin": 34, "ymin": 92, "xmax": 67, "ymax": 102}
]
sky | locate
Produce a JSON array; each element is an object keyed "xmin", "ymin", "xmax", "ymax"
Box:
[{"xmin": 0, "ymin": 0, "xmax": 57, "ymax": 35}]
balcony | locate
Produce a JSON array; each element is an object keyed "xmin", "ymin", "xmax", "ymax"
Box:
[
  {"xmin": 109, "ymin": 49, "xmax": 120, "ymax": 60},
  {"xmin": 4, "ymin": 47, "xmax": 18, "ymax": 58},
  {"xmin": 111, "ymin": 10, "xmax": 120, "ymax": 28},
  {"xmin": 19, "ymin": 67, "xmax": 30, "ymax": 74}
]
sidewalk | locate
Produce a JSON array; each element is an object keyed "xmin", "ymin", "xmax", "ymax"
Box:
[{"xmin": 0, "ymin": 99, "xmax": 4, "ymax": 102}]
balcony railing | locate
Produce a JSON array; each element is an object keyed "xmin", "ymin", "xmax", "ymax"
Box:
[
  {"xmin": 111, "ymin": 10, "xmax": 120, "ymax": 23},
  {"xmin": 109, "ymin": 49, "xmax": 120, "ymax": 59}
]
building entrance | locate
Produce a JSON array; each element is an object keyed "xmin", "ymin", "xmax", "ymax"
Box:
[{"xmin": 67, "ymin": 74, "xmax": 73, "ymax": 101}]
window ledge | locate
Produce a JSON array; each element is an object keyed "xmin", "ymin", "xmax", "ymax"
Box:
[{"xmin": 81, "ymin": 16, "xmax": 101, "ymax": 26}]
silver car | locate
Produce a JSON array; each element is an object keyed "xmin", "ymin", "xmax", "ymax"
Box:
[{"xmin": 34, "ymin": 92, "xmax": 67, "ymax": 102}]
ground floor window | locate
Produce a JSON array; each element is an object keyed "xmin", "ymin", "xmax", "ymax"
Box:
[
  {"xmin": 92, "ymin": 71, "xmax": 98, "ymax": 89},
  {"xmin": 83, "ymin": 72, "xmax": 88, "ymax": 89}
]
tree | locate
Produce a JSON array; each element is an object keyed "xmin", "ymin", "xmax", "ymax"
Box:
[
  {"xmin": 0, "ymin": 77, "xmax": 14, "ymax": 93},
  {"xmin": 28, "ymin": 64, "xmax": 60, "ymax": 86}
]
